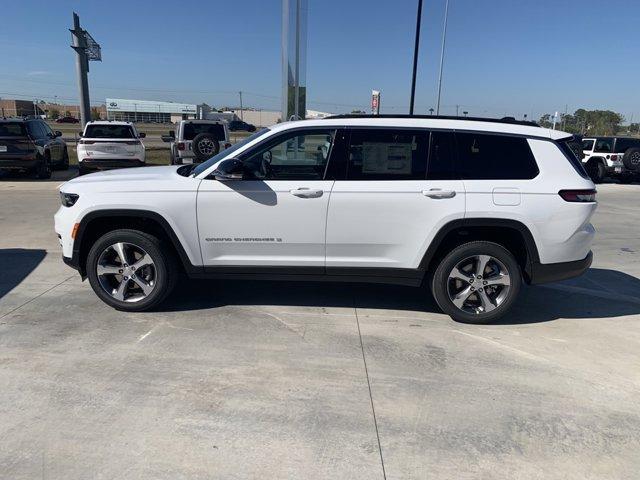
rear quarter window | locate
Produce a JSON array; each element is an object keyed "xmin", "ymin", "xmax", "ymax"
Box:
[
  {"xmin": 557, "ymin": 137, "xmax": 591, "ymax": 180},
  {"xmin": 455, "ymin": 132, "xmax": 539, "ymax": 180}
]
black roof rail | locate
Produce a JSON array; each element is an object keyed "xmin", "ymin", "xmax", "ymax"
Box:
[{"xmin": 323, "ymin": 114, "xmax": 539, "ymax": 127}]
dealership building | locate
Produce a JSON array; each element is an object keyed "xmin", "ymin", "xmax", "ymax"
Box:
[{"xmin": 106, "ymin": 98, "xmax": 197, "ymax": 123}]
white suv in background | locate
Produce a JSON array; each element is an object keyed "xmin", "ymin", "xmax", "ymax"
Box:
[
  {"xmin": 55, "ymin": 116, "xmax": 596, "ymax": 324},
  {"xmin": 77, "ymin": 121, "xmax": 146, "ymax": 175}
]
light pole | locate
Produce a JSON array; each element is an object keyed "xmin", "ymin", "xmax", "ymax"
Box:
[
  {"xmin": 435, "ymin": 0, "xmax": 450, "ymax": 115},
  {"xmin": 409, "ymin": 0, "xmax": 423, "ymax": 115}
]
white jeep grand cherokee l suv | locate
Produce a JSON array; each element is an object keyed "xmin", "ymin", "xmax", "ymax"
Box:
[
  {"xmin": 55, "ymin": 116, "xmax": 596, "ymax": 324},
  {"xmin": 77, "ymin": 121, "xmax": 146, "ymax": 175}
]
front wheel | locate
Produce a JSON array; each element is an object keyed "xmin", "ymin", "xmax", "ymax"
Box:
[
  {"xmin": 586, "ymin": 159, "xmax": 605, "ymax": 183},
  {"xmin": 431, "ymin": 241, "xmax": 522, "ymax": 324},
  {"xmin": 86, "ymin": 229, "xmax": 177, "ymax": 311}
]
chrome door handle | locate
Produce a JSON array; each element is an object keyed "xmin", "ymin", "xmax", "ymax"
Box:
[
  {"xmin": 422, "ymin": 189, "xmax": 456, "ymax": 199},
  {"xmin": 290, "ymin": 187, "xmax": 324, "ymax": 198}
]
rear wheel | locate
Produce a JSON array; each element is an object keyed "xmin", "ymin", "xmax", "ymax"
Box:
[
  {"xmin": 34, "ymin": 154, "xmax": 52, "ymax": 179},
  {"xmin": 86, "ymin": 229, "xmax": 177, "ymax": 311},
  {"xmin": 58, "ymin": 148, "xmax": 70, "ymax": 170},
  {"xmin": 431, "ymin": 241, "xmax": 522, "ymax": 324}
]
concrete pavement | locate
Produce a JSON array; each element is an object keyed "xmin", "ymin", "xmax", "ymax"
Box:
[{"xmin": 0, "ymin": 175, "xmax": 639, "ymax": 479}]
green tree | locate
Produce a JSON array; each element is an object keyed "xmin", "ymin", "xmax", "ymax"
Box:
[
  {"xmin": 49, "ymin": 108, "xmax": 60, "ymax": 120},
  {"xmin": 539, "ymin": 109, "xmax": 623, "ymax": 135},
  {"xmin": 91, "ymin": 107, "xmax": 101, "ymax": 120},
  {"xmin": 64, "ymin": 110, "xmax": 71, "ymax": 118}
]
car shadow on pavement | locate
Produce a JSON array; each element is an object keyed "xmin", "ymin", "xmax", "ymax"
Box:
[
  {"xmin": 0, "ymin": 167, "xmax": 78, "ymax": 182},
  {"xmin": 160, "ymin": 267, "xmax": 640, "ymax": 324},
  {"xmin": 0, "ymin": 249, "xmax": 47, "ymax": 300}
]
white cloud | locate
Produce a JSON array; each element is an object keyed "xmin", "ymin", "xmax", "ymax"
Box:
[{"xmin": 27, "ymin": 70, "xmax": 51, "ymax": 76}]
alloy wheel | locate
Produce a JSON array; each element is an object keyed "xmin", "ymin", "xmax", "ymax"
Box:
[
  {"xmin": 447, "ymin": 254, "xmax": 511, "ymax": 315},
  {"xmin": 198, "ymin": 139, "xmax": 215, "ymax": 156},
  {"xmin": 96, "ymin": 242, "xmax": 156, "ymax": 302}
]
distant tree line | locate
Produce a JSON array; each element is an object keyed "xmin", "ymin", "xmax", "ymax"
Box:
[{"xmin": 538, "ymin": 109, "xmax": 638, "ymax": 136}]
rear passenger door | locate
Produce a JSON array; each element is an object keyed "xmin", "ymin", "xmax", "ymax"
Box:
[{"xmin": 325, "ymin": 128, "xmax": 465, "ymax": 270}]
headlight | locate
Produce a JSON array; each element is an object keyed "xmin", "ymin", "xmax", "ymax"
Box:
[{"xmin": 60, "ymin": 192, "xmax": 79, "ymax": 207}]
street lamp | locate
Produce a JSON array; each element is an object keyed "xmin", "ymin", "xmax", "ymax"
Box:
[
  {"xmin": 463, "ymin": 110, "xmax": 468, "ymax": 117},
  {"xmin": 429, "ymin": 108, "xmax": 434, "ymax": 115},
  {"xmin": 409, "ymin": 0, "xmax": 423, "ymax": 115},
  {"xmin": 435, "ymin": 0, "xmax": 450, "ymax": 115}
]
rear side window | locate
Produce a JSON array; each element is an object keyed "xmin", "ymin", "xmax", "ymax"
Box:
[
  {"xmin": 455, "ymin": 132, "xmax": 538, "ymax": 180},
  {"xmin": 183, "ymin": 123, "xmax": 225, "ymax": 141},
  {"xmin": 614, "ymin": 138, "xmax": 640, "ymax": 152},
  {"xmin": 27, "ymin": 122, "xmax": 45, "ymax": 139},
  {"xmin": 346, "ymin": 129, "xmax": 428, "ymax": 180},
  {"xmin": 427, "ymin": 131, "xmax": 456, "ymax": 180},
  {"xmin": 594, "ymin": 138, "xmax": 613, "ymax": 153},
  {"xmin": 0, "ymin": 123, "xmax": 27, "ymax": 136},
  {"xmin": 85, "ymin": 124, "xmax": 135, "ymax": 138}
]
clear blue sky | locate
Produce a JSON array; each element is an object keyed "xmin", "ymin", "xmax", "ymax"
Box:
[{"xmin": 1, "ymin": 0, "xmax": 638, "ymax": 122}]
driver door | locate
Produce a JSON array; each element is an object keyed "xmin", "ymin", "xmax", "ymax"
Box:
[{"xmin": 196, "ymin": 128, "xmax": 337, "ymax": 269}]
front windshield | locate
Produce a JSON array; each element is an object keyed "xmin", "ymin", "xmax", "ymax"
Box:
[{"xmin": 191, "ymin": 128, "xmax": 270, "ymax": 177}]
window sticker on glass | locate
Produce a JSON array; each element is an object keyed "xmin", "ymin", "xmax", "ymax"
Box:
[{"xmin": 361, "ymin": 142, "xmax": 413, "ymax": 174}]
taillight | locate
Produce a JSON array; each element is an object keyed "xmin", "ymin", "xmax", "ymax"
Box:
[
  {"xmin": 177, "ymin": 142, "xmax": 185, "ymax": 150},
  {"xmin": 224, "ymin": 142, "xmax": 232, "ymax": 149},
  {"xmin": 611, "ymin": 154, "xmax": 618, "ymax": 161},
  {"xmin": 559, "ymin": 189, "xmax": 597, "ymax": 202}
]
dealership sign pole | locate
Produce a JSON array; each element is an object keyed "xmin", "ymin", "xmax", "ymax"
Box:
[{"xmin": 70, "ymin": 12, "xmax": 101, "ymax": 128}]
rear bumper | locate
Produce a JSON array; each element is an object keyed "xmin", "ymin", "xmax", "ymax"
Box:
[
  {"xmin": 79, "ymin": 159, "xmax": 145, "ymax": 172},
  {"xmin": 0, "ymin": 157, "xmax": 38, "ymax": 170},
  {"xmin": 528, "ymin": 251, "xmax": 593, "ymax": 285}
]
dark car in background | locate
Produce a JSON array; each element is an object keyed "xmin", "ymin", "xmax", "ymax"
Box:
[
  {"xmin": 55, "ymin": 116, "xmax": 80, "ymax": 124},
  {"xmin": 0, "ymin": 118, "xmax": 69, "ymax": 178},
  {"xmin": 228, "ymin": 119, "xmax": 257, "ymax": 132}
]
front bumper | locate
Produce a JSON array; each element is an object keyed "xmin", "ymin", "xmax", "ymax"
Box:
[{"xmin": 528, "ymin": 251, "xmax": 593, "ymax": 285}]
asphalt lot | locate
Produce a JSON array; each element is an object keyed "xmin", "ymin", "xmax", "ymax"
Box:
[{"xmin": 1, "ymin": 170, "xmax": 639, "ymax": 479}]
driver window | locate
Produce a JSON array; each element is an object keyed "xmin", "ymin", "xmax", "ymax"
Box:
[{"xmin": 243, "ymin": 129, "xmax": 335, "ymax": 180}]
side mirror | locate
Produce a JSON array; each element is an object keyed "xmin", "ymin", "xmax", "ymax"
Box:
[
  {"xmin": 78, "ymin": 132, "xmax": 83, "ymax": 137},
  {"xmin": 212, "ymin": 158, "xmax": 245, "ymax": 181},
  {"xmin": 138, "ymin": 132, "xmax": 146, "ymax": 138},
  {"xmin": 169, "ymin": 130, "xmax": 175, "ymax": 138},
  {"xmin": 55, "ymin": 130, "xmax": 63, "ymax": 137}
]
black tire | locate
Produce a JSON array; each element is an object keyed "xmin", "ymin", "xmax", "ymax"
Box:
[
  {"xmin": 192, "ymin": 133, "xmax": 219, "ymax": 162},
  {"xmin": 586, "ymin": 159, "xmax": 606, "ymax": 183},
  {"xmin": 431, "ymin": 241, "xmax": 522, "ymax": 324},
  {"xmin": 34, "ymin": 154, "xmax": 52, "ymax": 179},
  {"xmin": 86, "ymin": 229, "xmax": 178, "ymax": 312},
  {"xmin": 622, "ymin": 148, "xmax": 640, "ymax": 172},
  {"xmin": 170, "ymin": 146, "xmax": 182, "ymax": 165},
  {"xmin": 59, "ymin": 148, "xmax": 70, "ymax": 170}
]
